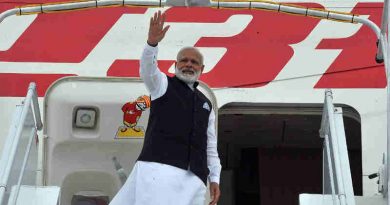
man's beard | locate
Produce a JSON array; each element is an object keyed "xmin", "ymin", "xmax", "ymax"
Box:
[{"xmin": 175, "ymin": 67, "xmax": 201, "ymax": 84}]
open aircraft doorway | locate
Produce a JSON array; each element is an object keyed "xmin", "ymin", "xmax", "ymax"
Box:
[{"xmin": 217, "ymin": 103, "xmax": 362, "ymax": 205}]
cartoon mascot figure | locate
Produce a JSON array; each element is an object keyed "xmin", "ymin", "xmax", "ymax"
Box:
[{"xmin": 121, "ymin": 95, "xmax": 151, "ymax": 132}]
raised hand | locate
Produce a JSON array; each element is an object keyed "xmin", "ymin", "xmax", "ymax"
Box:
[{"xmin": 147, "ymin": 11, "xmax": 170, "ymax": 46}]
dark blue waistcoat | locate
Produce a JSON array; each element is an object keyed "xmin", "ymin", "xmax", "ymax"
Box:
[{"xmin": 137, "ymin": 76, "xmax": 212, "ymax": 185}]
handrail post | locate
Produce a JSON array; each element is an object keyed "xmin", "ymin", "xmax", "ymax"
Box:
[
  {"xmin": 29, "ymin": 83, "xmax": 43, "ymax": 131},
  {"xmin": 0, "ymin": 83, "xmax": 42, "ymax": 205}
]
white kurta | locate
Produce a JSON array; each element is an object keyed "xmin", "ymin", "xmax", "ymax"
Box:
[
  {"xmin": 109, "ymin": 44, "xmax": 221, "ymax": 205},
  {"xmin": 109, "ymin": 161, "xmax": 207, "ymax": 205}
]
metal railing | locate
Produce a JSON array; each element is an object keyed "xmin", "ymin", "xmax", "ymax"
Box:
[
  {"xmin": 0, "ymin": 0, "xmax": 382, "ymax": 45},
  {"xmin": 0, "ymin": 83, "xmax": 42, "ymax": 205},
  {"xmin": 319, "ymin": 90, "xmax": 355, "ymax": 205}
]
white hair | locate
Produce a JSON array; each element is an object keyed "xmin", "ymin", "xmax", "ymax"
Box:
[{"xmin": 176, "ymin": 47, "xmax": 204, "ymax": 65}]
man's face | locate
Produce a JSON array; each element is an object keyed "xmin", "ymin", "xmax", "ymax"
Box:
[{"xmin": 175, "ymin": 48, "xmax": 204, "ymax": 84}]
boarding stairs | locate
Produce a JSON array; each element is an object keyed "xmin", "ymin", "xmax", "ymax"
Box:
[
  {"xmin": 0, "ymin": 83, "xmax": 60, "ymax": 205},
  {"xmin": 299, "ymin": 90, "xmax": 386, "ymax": 205},
  {"xmin": 0, "ymin": 82, "xmax": 131, "ymax": 205}
]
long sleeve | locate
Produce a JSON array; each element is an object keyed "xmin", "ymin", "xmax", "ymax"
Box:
[
  {"xmin": 207, "ymin": 108, "xmax": 222, "ymax": 184},
  {"xmin": 139, "ymin": 44, "xmax": 168, "ymax": 100}
]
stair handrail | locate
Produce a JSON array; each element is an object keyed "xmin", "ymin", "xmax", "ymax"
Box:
[{"xmin": 0, "ymin": 83, "xmax": 42, "ymax": 205}]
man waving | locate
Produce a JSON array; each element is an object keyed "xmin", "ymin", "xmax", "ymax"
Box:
[{"xmin": 110, "ymin": 10, "xmax": 221, "ymax": 205}]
